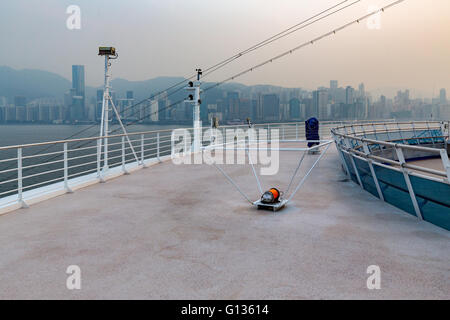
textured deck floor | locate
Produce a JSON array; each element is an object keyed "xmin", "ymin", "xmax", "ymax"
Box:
[{"xmin": 0, "ymin": 145, "xmax": 449, "ymax": 299}]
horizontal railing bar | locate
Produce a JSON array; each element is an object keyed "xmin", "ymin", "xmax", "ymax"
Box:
[
  {"xmin": 22, "ymin": 158, "xmax": 64, "ymax": 170},
  {"xmin": 344, "ymin": 146, "xmax": 447, "ymax": 178},
  {"xmin": 0, "ymin": 158, "xmax": 17, "ymax": 164},
  {"xmin": 67, "ymin": 145, "xmax": 98, "ymax": 152},
  {"xmin": 23, "ymin": 167, "xmax": 64, "ymax": 180},
  {"xmin": 353, "ymin": 136, "xmax": 446, "ymax": 151},
  {"xmin": 68, "ymin": 160, "xmax": 99, "ymax": 170},
  {"xmin": 0, "ymin": 177, "xmax": 19, "ymax": 185},
  {"xmin": 23, "ymin": 176, "xmax": 65, "ymax": 190},
  {"xmin": 348, "ymin": 126, "xmax": 443, "ymax": 137},
  {"xmin": 335, "ymin": 134, "xmax": 443, "ymax": 153},
  {"xmin": 0, "ymin": 167, "xmax": 18, "ymax": 174},
  {"xmin": 0, "ymin": 189, "xmax": 18, "ymax": 196},
  {"xmin": 22, "ymin": 150, "xmax": 64, "ymax": 159},
  {"xmin": 0, "ymin": 121, "xmax": 393, "ymax": 152},
  {"xmin": 67, "ymin": 168, "xmax": 97, "ymax": 179},
  {"xmin": 67, "ymin": 153, "xmax": 97, "ymax": 161}
]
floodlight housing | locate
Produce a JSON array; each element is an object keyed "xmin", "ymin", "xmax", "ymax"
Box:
[{"xmin": 98, "ymin": 47, "xmax": 116, "ymax": 56}]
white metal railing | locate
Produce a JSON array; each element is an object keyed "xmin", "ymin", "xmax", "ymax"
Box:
[
  {"xmin": 0, "ymin": 120, "xmax": 394, "ymax": 211},
  {"xmin": 331, "ymin": 120, "xmax": 450, "ymax": 221}
]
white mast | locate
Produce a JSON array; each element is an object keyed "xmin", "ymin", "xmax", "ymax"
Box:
[
  {"xmin": 186, "ymin": 69, "xmax": 202, "ymax": 152},
  {"xmin": 98, "ymin": 47, "xmax": 139, "ymax": 173}
]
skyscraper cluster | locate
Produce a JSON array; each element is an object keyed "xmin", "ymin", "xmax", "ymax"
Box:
[{"xmin": 0, "ymin": 67, "xmax": 448, "ymax": 124}]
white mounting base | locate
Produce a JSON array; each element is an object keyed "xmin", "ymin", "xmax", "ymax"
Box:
[{"xmin": 253, "ymin": 198, "xmax": 288, "ymax": 212}]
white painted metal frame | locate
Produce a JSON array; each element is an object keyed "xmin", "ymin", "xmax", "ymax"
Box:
[
  {"xmin": 0, "ymin": 120, "xmax": 397, "ymax": 213},
  {"xmin": 332, "ymin": 120, "xmax": 450, "ymax": 221}
]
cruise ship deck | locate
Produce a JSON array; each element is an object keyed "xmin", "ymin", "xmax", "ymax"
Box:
[{"xmin": 0, "ymin": 144, "xmax": 448, "ymax": 299}]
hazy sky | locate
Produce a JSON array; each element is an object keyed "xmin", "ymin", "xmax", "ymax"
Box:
[{"xmin": 1, "ymin": 0, "xmax": 449, "ymax": 97}]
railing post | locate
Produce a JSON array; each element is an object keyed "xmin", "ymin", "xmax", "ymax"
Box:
[
  {"xmin": 333, "ymin": 134, "xmax": 350, "ymax": 178},
  {"xmin": 371, "ymin": 123, "xmax": 378, "ymax": 141},
  {"xmin": 295, "ymin": 123, "xmax": 298, "ymax": 141},
  {"xmin": 426, "ymin": 121, "xmax": 435, "ymax": 146},
  {"xmin": 104, "ymin": 134, "xmax": 109, "ymax": 171},
  {"xmin": 17, "ymin": 148, "xmax": 28, "ymax": 208},
  {"xmin": 121, "ymin": 136, "xmax": 129, "ymax": 175},
  {"xmin": 396, "ymin": 122, "xmax": 406, "ymax": 144},
  {"xmin": 362, "ymin": 142, "xmax": 384, "ymax": 201},
  {"xmin": 384, "ymin": 123, "xmax": 391, "ymax": 141},
  {"xmin": 97, "ymin": 139, "xmax": 104, "ymax": 183},
  {"xmin": 395, "ymin": 147, "xmax": 423, "ymax": 220},
  {"xmin": 157, "ymin": 132, "xmax": 160, "ymax": 162},
  {"xmin": 63, "ymin": 143, "xmax": 73, "ymax": 193},
  {"xmin": 141, "ymin": 133, "xmax": 147, "ymax": 168},
  {"xmin": 439, "ymin": 149, "xmax": 450, "ymax": 184},
  {"xmin": 344, "ymin": 137, "xmax": 363, "ymax": 187}
]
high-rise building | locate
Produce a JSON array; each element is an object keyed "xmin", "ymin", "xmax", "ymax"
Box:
[
  {"xmin": 226, "ymin": 92, "xmax": 240, "ymax": 120},
  {"xmin": 71, "ymin": 65, "xmax": 86, "ymax": 119},
  {"xmin": 238, "ymin": 98, "xmax": 251, "ymax": 120},
  {"xmin": 14, "ymin": 96, "xmax": 27, "ymax": 107},
  {"xmin": 289, "ymin": 98, "xmax": 301, "ymax": 119},
  {"xmin": 312, "ymin": 90, "xmax": 327, "ymax": 119},
  {"xmin": 70, "ymin": 96, "xmax": 84, "ymax": 121},
  {"xmin": 346, "ymin": 86, "xmax": 355, "ymax": 105},
  {"xmin": 0, "ymin": 96, "xmax": 7, "ymax": 107},
  {"xmin": 262, "ymin": 94, "xmax": 280, "ymax": 121},
  {"xmin": 358, "ymin": 83, "xmax": 365, "ymax": 98},
  {"xmin": 440, "ymin": 88, "xmax": 447, "ymax": 105}
]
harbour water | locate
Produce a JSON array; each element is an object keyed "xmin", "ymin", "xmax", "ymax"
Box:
[
  {"xmin": 0, "ymin": 124, "xmax": 183, "ymax": 197},
  {"xmin": 0, "ymin": 124, "xmax": 182, "ymax": 147}
]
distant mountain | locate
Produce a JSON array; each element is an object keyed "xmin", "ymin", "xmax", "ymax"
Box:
[
  {"xmin": 0, "ymin": 66, "xmax": 192, "ymax": 103},
  {"xmin": 0, "ymin": 66, "xmax": 72, "ymax": 100},
  {"xmin": 0, "ymin": 66, "xmax": 299, "ymax": 104},
  {"xmin": 108, "ymin": 76, "xmax": 187, "ymax": 100}
]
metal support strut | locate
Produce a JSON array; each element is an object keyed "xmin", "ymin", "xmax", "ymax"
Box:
[{"xmin": 98, "ymin": 48, "xmax": 139, "ymax": 174}]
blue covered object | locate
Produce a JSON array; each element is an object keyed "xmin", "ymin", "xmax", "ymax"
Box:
[{"xmin": 305, "ymin": 117, "xmax": 320, "ymax": 148}]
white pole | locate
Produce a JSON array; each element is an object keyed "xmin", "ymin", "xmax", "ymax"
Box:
[
  {"xmin": 193, "ymin": 77, "xmax": 201, "ymax": 153},
  {"xmin": 102, "ymin": 55, "xmax": 110, "ymax": 171}
]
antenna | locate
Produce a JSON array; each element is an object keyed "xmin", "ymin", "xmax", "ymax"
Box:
[
  {"xmin": 98, "ymin": 47, "xmax": 139, "ymax": 174},
  {"xmin": 185, "ymin": 68, "xmax": 203, "ymax": 152}
]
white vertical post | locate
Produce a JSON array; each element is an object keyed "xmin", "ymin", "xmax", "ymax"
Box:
[
  {"xmin": 333, "ymin": 134, "xmax": 350, "ymax": 178},
  {"xmin": 193, "ymin": 85, "xmax": 201, "ymax": 153},
  {"xmin": 184, "ymin": 131, "xmax": 188, "ymax": 156},
  {"xmin": 191, "ymin": 69, "xmax": 202, "ymax": 153},
  {"xmin": 141, "ymin": 133, "xmax": 146, "ymax": 167},
  {"xmin": 426, "ymin": 121, "xmax": 435, "ymax": 146},
  {"xmin": 350, "ymin": 155, "xmax": 363, "ymax": 187},
  {"xmin": 157, "ymin": 132, "xmax": 160, "ymax": 162},
  {"xmin": 439, "ymin": 149, "xmax": 450, "ymax": 184},
  {"xmin": 121, "ymin": 136, "xmax": 129, "ymax": 174},
  {"xmin": 384, "ymin": 123, "xmax": 391, "ymax": 141},
  {"xmin": 344, "ymin": 137, "xmax": 362, "ymax": 187},
  {"xmin": 97, "ymin": 139, "xmax": 103, "ymax": 182},
  {"xmin": 362, "ymin": 142, "xmax": 384, "ymax": 201},
  {"xmin": 63, "ymin": 143, "xmax": 73, "ymax": 193},
  {"xmin": 338, "ymin": 148, "xmax": 351, "ymax": 178},
  {"xmin": 102, "ymin": 55, "xmax": 110, "ymax": 171},
  {"xmin": 295, "ymin": 123, "xmax": 298, "ymax": 140},
  {"xmin": 17, "ymin": 148, "xmax": 27, "ymax": 208},
  {"xmin": 395, "ymin": 147, "xmax": 423, "ymax": 220}
]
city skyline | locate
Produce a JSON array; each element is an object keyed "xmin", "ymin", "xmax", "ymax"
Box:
[{"xmin": 0, "ymin": 63, "xmax": 448, "ymax": 124}]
